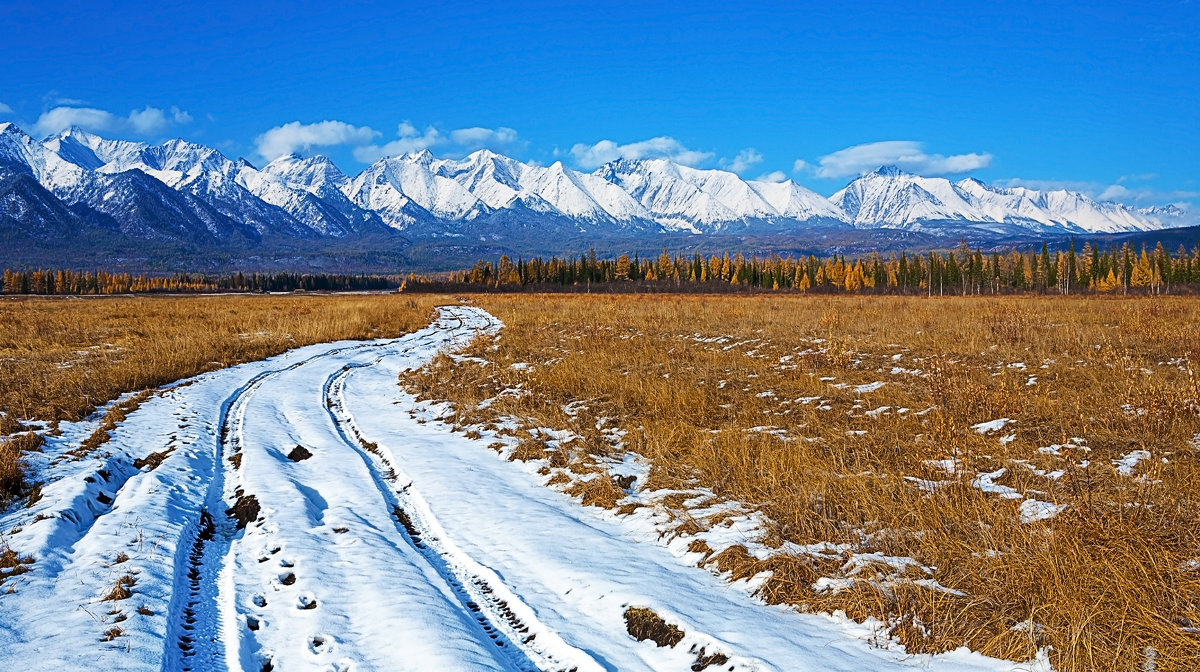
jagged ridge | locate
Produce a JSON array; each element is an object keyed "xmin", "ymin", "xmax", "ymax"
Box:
[{"xmin": 0, "ymin": 123, "xmax": 1191, "ymax": 255}]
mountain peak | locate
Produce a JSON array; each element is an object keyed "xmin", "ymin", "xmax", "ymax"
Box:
[
  {"xmin": 871, "ymin": 164, "xmax": 908, "ymax": 177},
  {"xmin": 268, "ymin": 152, "xmax": 332, "ymax": 167},
  {"xmin": 465, "ymin": 148, "xmax": 502, "ymax": 161},
  {"xmin": 302, "ymin": 153, "xmax": 337, "ymax": 167},
  {"xmin": 60, "ymin": 125, "xmax": 100, "ymax": 139},
  {"xmin": 404, "ymin": 148, "xmax": 436, "ymax": 165}
]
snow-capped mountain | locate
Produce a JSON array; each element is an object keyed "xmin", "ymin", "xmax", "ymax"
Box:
[
  {"xmin": 1134, "ymin": 203, "xmax": 1194, "ymax": 230},
  {"xmin": 1, "ymin": 122, "xmax": 255, "ymax": 243},
  {"xmin": 0, "ymin": 123, "xmax": 1194, "ymax": 266},
  {"xmin": 345, "ymin": 150, "xmax": 659, "ymax": 232},
  {"xmin": 832, "ymin": 166, "xmax": 1166, "ymax": 235},
  {"xmin": 594, "ymin": 158, "xmax": 847, "ymax": 232},
  {"xmin": 246, "ymin": 154, "xmax": 385, "ymax": 236}
]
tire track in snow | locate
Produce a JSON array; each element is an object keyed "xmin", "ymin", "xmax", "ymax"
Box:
[
  {"xmin": 162, "ymin": 340, "xmax": 383, "ymax": 672},
  {"xmin": 162, "ymin": 310, "xmax": 490, "ymax": 672},
  {"xmin": 323, "ymin": 348, "xmax": 602, "ymax": 672},
  {"xmin": 337, "ymin": 308, "xmax": 762, "ymax": 672}
]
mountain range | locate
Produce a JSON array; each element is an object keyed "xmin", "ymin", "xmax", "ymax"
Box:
[{"xmin": 1, "ymin": 122, "xmax": 1194, "ymax": 271}]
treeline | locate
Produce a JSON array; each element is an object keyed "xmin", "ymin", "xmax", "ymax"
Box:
[
  {"xmin": 419, "ymin": 240, "xmax": 1200, "ymax": 295},
  {"xmin": 1, "ymin": 269, "xmax": 401, "ymax": 295}
]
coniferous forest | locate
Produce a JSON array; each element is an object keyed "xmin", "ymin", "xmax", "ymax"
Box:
[
  {"xmin": 416, "ymin": 240, "xmax": 1200, "ymax": 295},
  {"xmin": 6, "ymin": 240, "xmax": 1200, "ymax": 296}
]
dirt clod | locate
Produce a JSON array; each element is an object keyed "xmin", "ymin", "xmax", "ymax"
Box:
[
  {"xmin": 134, "ymin": 448, "xmax": 174, "ymax": 471},
  {"xmin": 227, "ymin": 494, "xmax": 261, "ymax": 530}
]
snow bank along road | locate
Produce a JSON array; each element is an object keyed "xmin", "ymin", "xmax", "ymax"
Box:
[{"xmin": 0, "ymin": 306, "xmax": 1048, "ymax": 672}]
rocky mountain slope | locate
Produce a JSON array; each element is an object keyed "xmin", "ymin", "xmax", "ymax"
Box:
[{"xmin": 0, "ymin": 123, "xmax": 1192, "ymax": 270}]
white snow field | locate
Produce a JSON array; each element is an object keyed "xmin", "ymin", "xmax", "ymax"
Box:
[{"xmin": 0, "ymin": 306, "xmax": 1051, "ymax": 672}]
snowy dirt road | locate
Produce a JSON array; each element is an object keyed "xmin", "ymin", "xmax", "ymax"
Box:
[{"xmin": 0, "ymin": 306, "xmax": 1048, "ymax": 672}]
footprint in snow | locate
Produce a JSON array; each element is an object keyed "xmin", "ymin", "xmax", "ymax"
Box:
[{"xmin": 307, "ymin": 633, "xmax": 336, "ymax": 655}]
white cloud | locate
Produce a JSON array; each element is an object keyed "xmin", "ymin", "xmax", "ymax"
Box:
[
  {"xmin": 254, "ymin": 120, "xmax": 525, "ymax": 164},
  {"xmin": 1117, "ymin": 172, "xmax": 1157, "ymax": 183},
  {"xmin": 813, "ymin": 140, "xmax": 992, "ymax": 178},
  {"xmin": 569, "ymin": 136, "xmax": 714, "ymax": 169},
  {"xmin": 34, "ymin": 106, "xmax": 118, "ymax": 135},
  {"xmin": 997, "ymin": 177, "xmax": 1199, "ymax": 206},
  {"xmin": 255, "ymin": 120, "xmax": 380, "ymax": 161},
  {"xmin": 128, "ymin": 106, "xmax": 194, "ymax": 134},
  {"xmin": 720, "ymin": 148, "xmax": 763, "ymax": 174},
  {"xmin": 756, "ymin": 170, "xmax": 788, "ymax": 183},
  {"xmin": 792, "ymin": 159, "xmax": 809, "ymax": 173},
  {"xmin": 33, "ymin": 104, "xmax": 193, "ymax": 137},
  {"xmin": 1097, "ymin": 184, "xmax": 1199, "ymax": 204},
  {"xmin": 1097, "ymin": 184, "xmax": 1132, "ymax": 201},
  {"xmin": 994, "ymin": 177, "xmax": 1099, "ymax": 192},
  {"xmin": 352, "ymin": 122, "xmax": 441, "ymax": 163},
  {"xmin": 0, "ymin": 102, "xmax": 12, "ymax": 116},
  {"xmin": 448, "ymin": 126, "xmax": 519, "ymax": 151}
]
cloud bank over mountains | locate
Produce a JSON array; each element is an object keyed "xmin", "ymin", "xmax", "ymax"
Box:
[
  {"xmin": 32, "ymin": 104, "xmax": 193, "ymax": 138},
  {"xmin": 810, "ymin": 140, "xmax": 993, "ymax": 179},
  {"xmin": 254, "ymin": 121, "xmax": 379, "ymax": 162}
]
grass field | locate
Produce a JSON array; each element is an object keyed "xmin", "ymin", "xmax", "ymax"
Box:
[
  {"xmin": 403, "ymin": 294, "xmax": 1200, "ymax": 672},
  {"xmin": 2, "ymin": 291, "xmax": 1198, "ymax": 670},
  {"xmin": 0, "ymin": 293, "xmax": 438, "ymax": 502}
]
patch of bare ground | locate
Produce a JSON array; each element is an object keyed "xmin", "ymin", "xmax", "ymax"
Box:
[{"xmin": 402, "ymin": 293, "xmax": 1200, "ymax": 672}]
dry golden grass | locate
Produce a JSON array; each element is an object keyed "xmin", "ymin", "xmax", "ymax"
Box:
[
  {"xmin": 624, "ymin": 606, "xmax": 685, "ymax": 647},
  {"xmin": 404, "ymin": 293, "xmax": 1200, "ymax": 672},
  {"xmin": 0, "ymin": 293, "xmax": 438, "ymax": 501}
]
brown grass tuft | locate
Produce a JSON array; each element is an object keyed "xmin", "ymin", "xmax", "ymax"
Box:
[
  {"xmin": 0, "ymin": 432, "xmax": 42, "ymax": 503},
  {"xmin": 0, "ymin": 546, "xmax": 35, "ymax": 587},
  {"xmin": 103, "ymin": 575, "xmax": 136, "ymax": 601},
  {"xmin": 564, "ymin": 475, "xmax": 625, "ymax": 508},
  {"xmin": 624, "ymin": 606, "xmax": 685, "ymax": 647}
]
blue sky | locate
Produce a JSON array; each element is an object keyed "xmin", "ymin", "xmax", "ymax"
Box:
[{"xmin": 1, "ymin": 0, "xmax": 1197, "ymax": 205}]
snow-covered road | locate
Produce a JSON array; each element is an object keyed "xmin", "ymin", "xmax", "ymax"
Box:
[{"xmin": 0, "ymin": 306, "xmax": 1047, "ymax": 672}]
